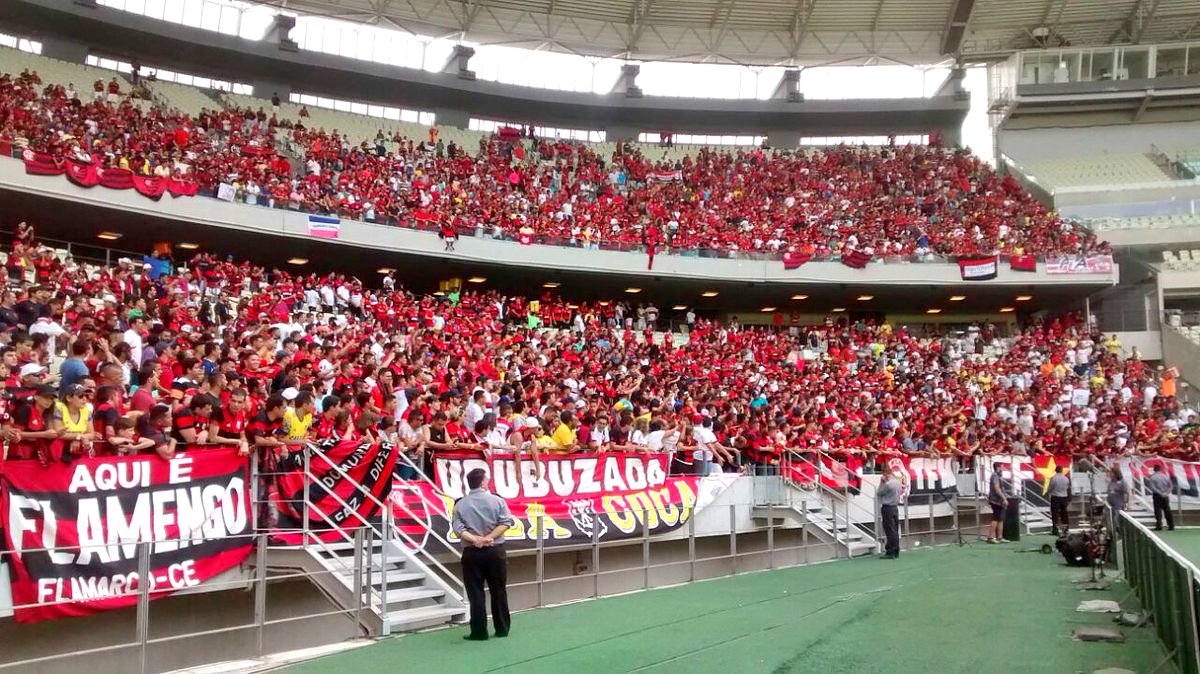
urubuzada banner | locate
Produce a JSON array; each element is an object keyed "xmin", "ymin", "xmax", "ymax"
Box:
[
  {"xmin": 273, "ymin": 439, "xmax": 397, "ymax": 542},
  {"xmin": 1, "ymin": 449, "xmax": 252, "ymax": 623},
  {"xmin": 392, "ymin": 452, "xmax": 735, "ymax": 549},
  {"xmin": 1045, "ymin": 254, "xmax": 1114, "ymax": 274}
]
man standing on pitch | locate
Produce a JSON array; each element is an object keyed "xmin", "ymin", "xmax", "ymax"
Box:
[
  {"xmin": 452, "ymin": 468, "xmax": 515, "ymax": 640},
  {"xmin": 877, "ymin": 465, "xmax": 901, "ymax": 559},
  {"xmin": 1048, "ymin": 466, "xmax": 1071, "ymax": 536},
  {"xmin": 1148, "ymin": 464, "xmax": 1175, "ymax": 531}
]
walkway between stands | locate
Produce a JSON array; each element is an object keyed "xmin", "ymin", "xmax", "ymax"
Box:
[{"xmin": 287, "ymin": 544, "xmax": 1167, "ymax": 674}]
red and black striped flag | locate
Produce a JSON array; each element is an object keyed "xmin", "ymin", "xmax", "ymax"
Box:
[{"xmin": 841, "ymin": 249, "xmax": 872, "ymax": 269}]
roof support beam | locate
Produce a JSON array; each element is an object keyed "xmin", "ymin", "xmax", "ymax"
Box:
[
  {"xmin": 625, "ymin": 0, "xmax": 656, "ymax": 53},
  {"xmin": 787, "ymin": 0, "xmax": 818, "ymax": 60},
  {"xmin": 869, "ymin": 0, "xmax": 886, "ymax": 52},
  {"xmin": 940, "ymin": 0, "xmax": 976, "ymax": 57},
  {"xmin": 1108, "ymin": 0, "xmax": 1161, "ymax": 44},
  {"xmin": 708, "ymin": 0, "xmax": 738, "ymax": 52},
  {"xmin": 1133, "ymin": 92, "xmax": 1153, "ymax": 121}
]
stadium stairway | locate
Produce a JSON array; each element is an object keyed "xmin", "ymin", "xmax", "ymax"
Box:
[
  {"xmin": 750, "ymin": 498, "xmax": 878, "ymax": 558},
  {"xmin": 269, "ymin": 534, "xmax": 467, "ymax": 636}
]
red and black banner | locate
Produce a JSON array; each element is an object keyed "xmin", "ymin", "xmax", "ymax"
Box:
[
  {"xmin": 393, "ymin": 452, "xmax": 736, "ymax": 550},
  {"xmin": 272, "ymin": 439, "xmax": 398, "ymax": 543},
  {"xmin": 782, "ymin": 250, "xmax": 813, "ymax": 270},
  {"xmin": 786, "ymin": 454, "xmax": 864, "ymax": 494},
  {"xmin": 957, "ymin": 254, "xmax": 999, "ymax": 281},
  {"xmin": 64, "ymin": 158, "xmax": 99, "ymax": 187},
  {"xmin": 132, "ymin": 175, "xmax": 167, "ymax": 200},
  {"xmin": 1, "ymin": 449, "xmax": 252, "ymax": 623},
  {"xmin": 841, "ymin": 249, "xmax": 872, "ymax": 269},
  {"xmin": 22, "ymin": 149, "xmax": 63, "ymax": 176},
  {"xmin": 1009, "ymin": 254, "xmax": 1037, "ymax": 272},
  {"xmin": 97, "ymin": 167, "xmax": 135, "ymax": 190}
]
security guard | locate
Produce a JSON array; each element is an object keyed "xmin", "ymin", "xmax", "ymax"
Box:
[
  {"xmin": 1048, "ymin": 466, "xmax": 1072, "ymax": 536},
  {"xmin": 452, "ymin": 468, "xmax": 515, "ymax": 640},
  {"xmin": 877, "ymin": 465, "xmax": 901, "ymax": 559},
  {"xmin": 1148, "ymin": 464, "xmax": 1175, "ymax": 531}
]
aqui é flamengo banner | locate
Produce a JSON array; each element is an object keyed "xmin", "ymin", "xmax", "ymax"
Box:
[
  {"xmin": 272, "ymin": 438, "xmax": 398, "ymax": 544},
  {"xmin": 1045, "ymin": 254, "xmax": 1115, "ymax": 274},
  {"xmin": 957, "ymin": 255, "xmax": 999, "ymax": 281},
  {"xmin": 1, "ymin": 449, "xmax": 252, "ymax": 623},
  {"xmin": 392, "ymin": 452, "xmax": 735, "ymax": 549}
]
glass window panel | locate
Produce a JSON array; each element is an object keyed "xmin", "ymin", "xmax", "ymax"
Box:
[
  {"xmin": 182, "ymin": 0, "xmax": 203, "ymax": 26},
  {"xmin": 350, "ymin": 102, "xmax": 367, "ymax": 114},
  {"xmin": 384, "ymin": 108, "xmax": 400, "ymax": 120},
  {"xmin": 400, "ymin": 109, "xmax": 417, "ymax": 123},
  {"xmin": 1119, "ymin": 48, "xmax": 1149, "ymax": 79},
  {"xmin": 1093, "ymin": 49, "xmax": 1115, "ymax": 80},
  {"xmin": 334, "ymin": 99, "xmax": 351, "ymax": 111},
  {"xmin": 194, "ymin": 76, "xmax": 210, "ymax": 88},
  {"xmin": 1157, "ymin": 47, "xmax": 1187, "ymax": 77},
  {"xmin": 219, "ymin": 5, "xmax": 239, "ymax": 35},
  {"xmin": 125, "ymin": 0, "xmax": 145, "ymax": 14},
  {"xmin": 200, "ymin": 1, "xmax": 221, "ymax": 30}
]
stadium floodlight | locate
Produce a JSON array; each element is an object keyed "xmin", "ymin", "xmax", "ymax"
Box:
[
  {"xmin": 949, "ymin": 295, "xmax": 966, "ymax": 301},
  {"xmin": 543, "ymin": 282, "xmax": 561, "ymax": 288},
  {"xmin": 468, "ymin": 276, "xmax": 487, "ymax": 283},
  {"xmin": 926, "ymin": 308, "xmax": 943, "ymax": 314},
  {"xmin": 857, "ymin": 295, "xmax": 874, "ymax": 301},
  {"xmin": 177, "ymin": 242, "xmax": 200, "ymax": 250},
  {"xmin": 97, "ymin": 231, "xmax": 122, "ymax": 240},
  {"xmin": 832, "ymin": 307, "xmax": 846, "ymax": 312},
  {"xmin": 287, "ymin": 257, "xmax": 308, "ymax": 265},
  {"xmin": 791, "ymin": 294, "xmax": 808, "ymax": 300},
  {"xmin": 701, "ymin": 291, "xmax": 719, "ymax": 297},
  {"xmin": 1015, "ymin": 295, "xmax": 1033, "ymax": 301},
  {"xmin": 625, "ymin": 288, "xmax": 642, "ymax": 293},
  {"xmin": 761, "ymin": 307, "xmax": 777, "ymax": 312},
  {"xmin": 1000, "ymin": 307, "xmax": 1016, "ymax": 313},
  {"xmin": 672, "ymin": 305, "xmax": 687, "ymax": 310}
]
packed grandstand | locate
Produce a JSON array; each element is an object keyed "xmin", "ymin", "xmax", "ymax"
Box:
[
  {"xmin": 0, "ymin": 67, "xmax": 1106, "ymax": 261},
  {"xmin": 0, "ymin": 221, "xmax": 1188, "ymax": 474}
]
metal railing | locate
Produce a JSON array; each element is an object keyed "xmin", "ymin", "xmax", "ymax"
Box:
[
  {"xmin": 0, "ymin": 525, "xmax": 385, "ymax": 673},
  {"xmin": 1118, "ymin": 511, "xmax": 1200, "ymax": 674}
]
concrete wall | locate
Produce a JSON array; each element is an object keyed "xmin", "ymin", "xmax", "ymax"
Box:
[{"xmin": 999, "ymin": 120, "xmax": 1200, "ymax": 162}]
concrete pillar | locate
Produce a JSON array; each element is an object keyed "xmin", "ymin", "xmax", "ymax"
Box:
[
  {"xmin": 40, "ymin": 35, "xmax": 89, "ymax": 64},
  {"xmin": 433, "ymin": 107, "xmax": 470, "ymax": 130},
  {"xmin": 611, "ymin": 64, "xmax": 642, "ymax": 98},
  {"xmin": 441, "ymin": 45, "xmax": 476, "ymax": 81},
  {"xmin": 771, "ymin": 69, "xmax": 803, "ymax": 102}
]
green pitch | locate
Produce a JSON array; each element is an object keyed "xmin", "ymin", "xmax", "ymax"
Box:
[{"xmin": 287, "ymin": 543, "xmax": 1170, "ymax": 674}]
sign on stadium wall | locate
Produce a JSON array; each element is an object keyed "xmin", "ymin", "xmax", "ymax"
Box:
[
  {"xmin": 977, "ymin": 454, "xmax": 1072, "ymax": 507},
  {"xmin": 1118, "ymin": 457, "xmax": 1200, "ymax": 504},
  {"xmin": 1, "ymin": 449, "xmax": 252, "ymax": 623},
  {"xmin": 1044, "ymin": 254, "xmax": 1114, "ymax": 274},
  {"xmin": 392, "ymin": 452, "xmax": 736, "ymax": 549}
]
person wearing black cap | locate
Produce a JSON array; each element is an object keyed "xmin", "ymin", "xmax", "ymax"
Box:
[
  {"xmin": 51, "ymin": 383, "xmax": 96, "ymax": 460},
  {"xmin": 11, "ymin": 384, "xmax": 59, "ymax": 464}
]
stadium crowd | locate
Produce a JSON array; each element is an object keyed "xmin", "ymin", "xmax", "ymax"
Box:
[
  {"xmin": 0, "ymin": 224, "xmax": 1191, "ymax": 484},
  {"xmin": 0, "ymin": 67, "xmax": 1107, "ymax": 261}
]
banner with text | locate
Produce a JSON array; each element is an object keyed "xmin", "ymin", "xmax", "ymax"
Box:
[
  {"xmin": 977, "ymin": 454, "xmax": 1072, "ymax": 506},
  {"xmin": 1118, "ymin": 456, "xmax": 1200, "ymax": 505},
  {"xmin": 273, "ymin": 438, "xmax": 398, "ymax": 544},
  {"xmin": 392, "ymin": 452, "xmax": 735, "ymax": 549},
  {"xmin": 1045, "ymin": 254, "xmax": 1115, "ymax": 275},
  {"xmin": 1, "ymin": 449, "xmax": 252, "ymax": 623}
]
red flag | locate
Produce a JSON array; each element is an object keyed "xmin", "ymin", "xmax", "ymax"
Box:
[
  {"xmin": 166, "ymin": 178, "xmax": 199, "ymax": 197},
  {"xmin": 97, "ymin": 167, "xmax": 134, "ymax": 190},
  {"xmin": 782, "ymin": 250, "xmax": 813, "ymax": 270},
  {"xmin": 841, "ymin": 249, "xmax": 872, "ymax": 269},
  {"xmin": 64, "ymin": 158, "xmax": 99, "ymax": 187},
  {"xmin": 22, "ymin": 149, "xmax": 63, "ymax": 176},
  {"xmin": 132, "ymin": 175, "xmax": 167, "ymax": 200},
  {"xmin": 1009, "ymin": 254, "xmax": 1037, "ymax": 272}
]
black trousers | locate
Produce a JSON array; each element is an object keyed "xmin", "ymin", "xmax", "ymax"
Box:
[
  {"xmin": 1153, "ymin": 493, "xmax": 1175, "ymax": 530},
  {"xmin": 462, "ymin": 546, "xmax": 510, "ymax": 638},
  {"xmin": 1049, "ymin": 496, "xmax": 1070, "ymax": 533},
  {"xmin": 881, "ymin": 504, "xmax": 900, "ymax": 557}
]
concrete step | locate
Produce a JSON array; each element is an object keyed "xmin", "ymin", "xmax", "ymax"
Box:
[
  {"xmin": 334, "ymin": 569, "xmax": 428, "ymax": 588},
  {"xmin": 379, "ymin": 586, "xmax": 446, "ymax": 610},
  {"xmin": 387, "ymin": 605, "xmax": 467, "ymax": 632}
]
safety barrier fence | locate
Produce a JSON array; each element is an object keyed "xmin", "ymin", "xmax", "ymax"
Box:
[{"xmin": 1118, "ymin": 511, "xmax": 1200, "ymax": 674}]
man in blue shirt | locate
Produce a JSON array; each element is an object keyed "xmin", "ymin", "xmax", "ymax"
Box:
[{"xmin": 58, "ymin": 339, "xmax": 91, "ymax": 391}]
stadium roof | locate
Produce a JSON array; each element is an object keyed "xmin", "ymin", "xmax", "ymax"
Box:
[{"xmin": 269, "ymin": 0, "xmax": 1200, "ymax": 66}]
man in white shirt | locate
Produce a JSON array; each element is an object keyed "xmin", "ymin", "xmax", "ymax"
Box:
[
  {"xmin": 464, "ymin": 390, "xmax": 486, "ymax": 432},
  {"xmin": 123, "ymin": 315, "xmax": 146, "ymax": 365}
]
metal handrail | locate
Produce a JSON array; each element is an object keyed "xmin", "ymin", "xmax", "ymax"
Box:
[
  {"xmin": 303, "ymin": 443, "xmax": 464, "ymax": 597},
  {"xmin": 781, "ymin": 450, "xmax": 875, "ymax": 547}
]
